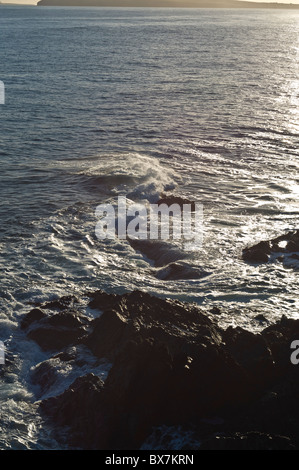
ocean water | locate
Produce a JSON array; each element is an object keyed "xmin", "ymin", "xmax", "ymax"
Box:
[{"xmin": 1, "ymin": 5, "xmax": 299, "ymax": 449}]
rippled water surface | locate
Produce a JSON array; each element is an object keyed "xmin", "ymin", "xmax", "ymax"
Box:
[{"xmin": 1, "ymin": 6, "xmax": 299, "ymax": 448}]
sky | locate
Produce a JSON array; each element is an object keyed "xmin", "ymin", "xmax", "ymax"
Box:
[{"xmin": 2, "ymin": 0, "xmax": 299, "ymax": 5}]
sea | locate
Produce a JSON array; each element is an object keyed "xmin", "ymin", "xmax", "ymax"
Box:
[{"xmin": 0, "ymin": 5, "xmax": 299, "ymax": 449}]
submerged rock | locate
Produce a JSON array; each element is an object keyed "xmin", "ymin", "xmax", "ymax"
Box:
[
  {"xmin": 154, "ymin": 262, "xmax": 210, "ymax": 281},
  {"xmin": 31, "ymin": 356, "xmax": 66, "ymax": 397},
  {"xmin": 88, "ymin": 290, "xmax": 122, "ymax": 311},
  {"xmin": 20, "ymin": 308, "xmax": 46, "ymax": 330},
  {"xmin": 128, "ymin": 238, "xmax": 189, "ymax": 267},
  {"xmin": 42, "ymin": 295, "xmax": 80, "ymax": 311},
  {"xmin": 254, "ymin": 313, "xmax": 268, "ymax": 324}
]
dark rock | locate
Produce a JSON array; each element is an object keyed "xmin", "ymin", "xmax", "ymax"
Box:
[
  {"xmin": 154, "ymin": 262, "xmax": 209, "ymax": 281},
  {"xmin": 85, "ymin": 309, "xmax": 129, "ymax": 360},
  {"xmin": 45, "ymin": 291, "xmax": 277, "ymax": 448},
  {"xmin": 286, "ymin": 231, "xmax": 299, "ymax": 252},
  {"xmin": 45, "ymin": 311, "xmax": 86, "ymax": 329},
  {"xmin": 23, "ymin": 309, "xmax": 90, "ymax": 352},
  {"xmin": 254, "ymin": 313, "xmax": 268, "ymax": 323},
  {"xmin": 210, "ymin": 306, "xmax": 221, "ymax": 315},
  {"xmin": 31, "ymin": 346, "xmax": 81, "ymax": 396},
  {"xmin": 85, "ymin": 290, "xmax": 219, "ymax": 361},
  {"xmin": 104, "ymin": 338, "xmax": 175, "ymax": 448},
  {"xmin": 32, "ymin": 289, "xmax": 299, "ymax": 450},
  {"xmin": 220, "ymin": 365, "xmax": 299, "ymax": 449},
  {"xmin": 28, "ymin": 327, "xmax": 85, "ymax": 352},
  {"xmin": 242, "ymin": 241, "xmax": 271, "ymax": 264},
  {"xmin": 243, "ymin": 230, "xmax": 299, "ymax": 266},
  {"xmin": 21, "ymin": 308, "xmax": 46, "ymax": 330},
  {"xmin": 40, "ymin": 373, "xmax": 113, "ymax": 449},
  {"xmin": 54, "ymin": 349, "xmax": 77, "ymax": 362}
]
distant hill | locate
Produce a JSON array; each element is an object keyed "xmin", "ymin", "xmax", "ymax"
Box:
[{"xmin": 37, "ymin": 0, "xmax": 299, "ymax": 9}]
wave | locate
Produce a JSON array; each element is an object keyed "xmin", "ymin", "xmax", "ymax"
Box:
[{"xmin": 77, "ymin": 153, "xmax": 177, "ymax": 203}]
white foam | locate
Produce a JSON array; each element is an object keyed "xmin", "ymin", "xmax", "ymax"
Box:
[{"xmin": 82, "ymin": 153, "xmax": 178, "ymax": 203}]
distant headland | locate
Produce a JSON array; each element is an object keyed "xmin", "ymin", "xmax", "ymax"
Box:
[{"xmin": 37, "ymin": 0, "xmax": 299, "ymax": 9}]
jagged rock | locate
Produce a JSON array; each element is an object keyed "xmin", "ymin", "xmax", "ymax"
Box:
[
  {"xmin": 20, "ymin": 308, "xmax": 46, "ymax": 330},
  {"xmin": 210, "ymin": 306, "xmax": 221, "ymax": 315},
  {"xmin": 31, "ymin": 357, "xmax": 65, "ymax": 396},
  {"xmin": 31, "ymin": 346, "xmax": 79, "ymax": 396},
  {"xmin": 88, "ymin": 290, "xmax": 122, "ymax": 311},
  {"xmin": 261, "ymin": 316, "xmax": 299, "ymax": 372},
  {"xmin": 223, "ymin": 327, "xmax": 275, "ymax": 387},
  {"xmin": 36, "ymin": 290, "xmax": 299, "ymax": 450},
  {"xmin": 286, "ymin": 231, "xmax": 299, "ymax": 252},
  {"xmin": 22, "ymin": 309, "xmax": 90, "ymax": 352},
  {"xmin": 242, "ymin": 230, "xmax": 299, "ymax": 265},
  {"xmin": 85, "ymin": 309, "xmax": 129, "ymax": 360},
  {"xmin": 42, "ymin": 295, "xmax": 80, "ymax": 311},
  {"xmin": 27, "ymin": 327, "xmax": 83, "ymax": 352},
  {"xmin": 85, "ymin": 290, "xmax": 219, "ymax": 361},
  {"xmin": 254, "ymin": 314, "xmax": 268, "ymax": 323},
  {"xmin": 40, "ymin": 373, "xmax": 113, "ymax": 449}
]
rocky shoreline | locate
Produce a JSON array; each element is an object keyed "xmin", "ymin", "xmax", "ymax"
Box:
[
  {"xmin": 18, "ymin": 272, "xmax": 299, "ymax": 450},
  {"xmin": 1, "ymin": 230, "xmax": 297, "ymax": 449}
]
